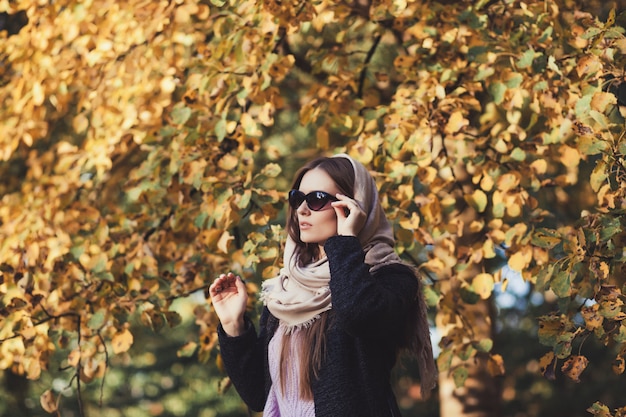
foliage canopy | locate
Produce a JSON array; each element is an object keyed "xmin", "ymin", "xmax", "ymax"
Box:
[{"xmin": 1, "ymin": 0, "xmax": 626, "ymax": 415}]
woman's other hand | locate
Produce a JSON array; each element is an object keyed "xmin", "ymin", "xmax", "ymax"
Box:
[
  {"xmin": 209, "ymin": 272, "xmax": 248, "ymax": 336},
  {"xmin": 332, "ymin": 193, "xmax": 367, "ymax": 237}
]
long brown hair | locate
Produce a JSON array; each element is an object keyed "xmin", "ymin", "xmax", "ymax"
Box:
[{"xmin": 280, "ymin": 156, "xmax": 354, "ymax": 400}]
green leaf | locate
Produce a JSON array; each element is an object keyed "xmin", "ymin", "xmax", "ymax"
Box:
[
  {"xmin": 590, "ymin": 160, "xmax": 608, "ymax": 192},
  {"xmin": 551, "ymin": 269, "xmax": 572, "ymax": 298},
  {"xmin": 613, "ymin": 324, "xmax": 626, "ymax": 344},
  {"xmin": 474, "ymin": 66, "xmax": 495, "ymax": 81},
  {"xmin": 538, "ymin": 315, "xmax": 563, "ymax": 347},
  {"xmin": 535, "ymin": 264, "xmax": 554, "ymax": 291},
  {"xmin": 437, "ymin": 349, "xmax": 453, "ymax": 372},
  {"xmin": 258, "ymin": 163, "xmax": 282, "ymax": 178},
  {"xmin": 517, "ymin": 48, "xmax": 536, "ymax": 69},
  {"xmin": 504, "ymin": 73, "xmax": 523, "ymax": 89},
  {"xmin": 453, "ymin": 366, "xmax": 469, "ymax": 388},
  {"xmin": 423, "ymin": 285, "xmax": 440, "ymax": 307},
  {"xmin": 126, "ymin": 186, "xmax": 143, "ymax": 202},
  {"xmin": 578, "ymin": 136, "xmax": 608, "ymax": 155},
  {"xmin": 555, "ymin": 332, "xmax": 574, "ymax": 359},
  {"xmin": 489, "ymin": 82, "xmax": 507, "ymax": 104},
  {"xmin": 586, "ymin": 402, "xmax": 612, "ymax": 417},
  {"xmin": 575, "ymin": 94, "xmax": 593, "ymax": 119},
  {"xmin": 531, "ymin": 228, "xmax": 561, "ymax": 249},
  {"xmin": 459, "ymin": 286, "xmax": 481, "ymax": 304},
  {"xmin": 509, "ymin": 147, "xmax": 526, "ymax": 161},
  {"xmin": 171, "ymin": 106, "xmax": 192, "ymax": 125},
  {"xmin": 88, "ymin": 310, "xmax": 106, "ymax": 329},
  {"xmin": 468, "ymin": 45, "xmax": 490, "ymax": 63},
  {"xmin": 599, "ymin": 216, "xmax": 622, "ymax": 241},
  {"xmin": 194, "ymin": 211, "xmax": 208, "ymax": 228},
  {"xmin": 589, "ymin": 109, "xmax": 610, "ymax": 130},
  {"xmin": 215, "ymin": 118, "xmax": 227, "ymax": 141},
  {"xmin": 177, "ymin": 342, "xmax": 198, "ymax": 358},
  {"xmin": 475, "ymin": 338, "xmax": 493, "ymax": 353}
]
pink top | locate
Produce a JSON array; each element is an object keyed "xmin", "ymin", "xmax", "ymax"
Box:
[{"xmin": 264, "ymin": 324, "xmax": 316, "ymax": 417}]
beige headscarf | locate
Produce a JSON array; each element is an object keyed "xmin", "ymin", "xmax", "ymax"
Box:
[{"xmin": 262, "ymin": 153, "xmax": 437, "ymax": 396}]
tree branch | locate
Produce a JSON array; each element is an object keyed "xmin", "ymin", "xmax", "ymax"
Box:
[{"xmin": 357, "ymin": 34, "xmax": 382, "ymax": 98}]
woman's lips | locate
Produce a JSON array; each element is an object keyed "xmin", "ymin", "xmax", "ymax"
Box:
[{"xmin": 299, "ymin": 222, "xmax": 312, "ymax": 230}]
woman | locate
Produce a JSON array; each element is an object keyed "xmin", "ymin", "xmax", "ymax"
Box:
[{"xmin": 209, "ymin": 154, "xmax": 437, "ymax": 417}]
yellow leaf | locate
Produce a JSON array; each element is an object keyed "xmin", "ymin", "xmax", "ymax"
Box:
[
  {"xmin": 80, "ymin": 358, "xmax": 105, "ymax": 383},
  {"xmin": 483, "ymin": 238, "xmax": 496, "ymax": 259},
  {"xmin": 73, "ymin": 113, "xmax": 89, "ymax": 133},
  {"xmin": 262, "ymin": 265, "xmax": 280, "ymax": 279},
  {"xmin": 217, "ymin": 231, "xmax": 234, "ymax": 254},
  {"xmin": 480, "ymin": 175, "xmax": 494, "ymax": 191},
  {"xmin": 68, "ymin": 348, "xmax": 81, "ymax": 368},
  {"xmin": 349, "ymin": 143, "xmax": 374, "ymax": 165},
  {"xmin": 26, "ymin": 358, "xmax": 42, "ymax": 380},
  {"xmin": 561, "ymin": 355, "xmax": 589, "ymax": 383},
  {"xmin": 160, "ymin": 76, "xmax": 177, "ymax": 94},
  {"xmin": 472, "ymin": 273, "xmax": 495, "ymax": 299},
  {"xmin": 464, "ymin": 189, "xmax": 488, "ymax": 212},
  {"xmin": 576, "ymin": 55, "xmax": 602, "ymax": 78},
  {"xmin": 218, "ymin": 154, "xmax": 239, "ymax": 170},
  {"xmin": 112, "ymin": 328, "xmax": 134, "ymax": 354},
  {"xmin": 259, "ymin": 102, "xmax": 275, "ymax": 127},
  {"xmin": 40, "ymin": 390, "xmax": 57, "ymax": 413},
  {"xmin": 396, "ymin": 184, "xmax": 414, "ymax": 201},
  {"xmin": 241, "ymin": 112, "xmax": 262, "ymax": 136},
  {"xmin": 590, "ymin": 92, "xmax": 617, "ymax": 112},
  {"xmin": 250, "ymin": 212, "xmax": 269, "ymax": 226},
  {"xmin": 32, "ymin": 81, "xmax": 45, "ymax": 106},
  {"xmin": 508, "ymin": 251, "xmax": 526, "ymax": 272},
  {"xmin": 399, "ymin": 212, "xmax": 421, "ymax": 230},
  {"xmin": 560, "ymin": 145, "xmax": 580, "ymax": 168},
  {"xmin": 581, "ymin": 304, "xmax": 603, "ymax": 331},
  {"xmin": 417, "ymin": 166, "xmax": 437, "ymax": 185},
  {"xmin": 530, "ymin": 159, "xmax": 547, "ymax": 174},
  {"xmin": 496, "ymin": 173, "xmax": 520, "ymax": 192},
  {"xmin": 317, "ymin": 126, "xmax": 329, "ymax": 150},
  {"xmin": 487, "ymin": 353, "xmax": 506, "ymax": 376},
  {"xmin": 598, "ymin": 262, "xmax": 609, "ymax": 279},
  {"xmin": 590, "ymin": 160, "xmax": 607, "ymax": 192},
  {"xmin": 444, "ymin": 110, "xmax": 468, "ymax": 135},
  {"xmin": 539, "ymin": 351, "xmax": 556, "ymax": 380},
  {"xmin": 506, "ymin": 201, "xmax": 522, "ymax": 218}
]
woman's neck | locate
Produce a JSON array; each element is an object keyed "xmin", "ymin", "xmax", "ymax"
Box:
[{"xmin": 317, "ymin": 244, "xmax": 326, "ymax": 259}]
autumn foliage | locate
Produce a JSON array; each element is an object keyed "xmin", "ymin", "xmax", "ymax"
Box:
[{"xmin": 1, "ymin": 0, "xmax": 626, "ymax": 415}]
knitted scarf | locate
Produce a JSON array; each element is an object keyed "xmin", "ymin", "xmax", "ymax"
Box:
[{"xmin": 262, "ymin": 153, "xmax": 437, "ymax": 397}]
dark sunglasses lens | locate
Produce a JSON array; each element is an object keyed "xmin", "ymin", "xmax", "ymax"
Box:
[
  {"xmin": 307, "ymin": 191, "xmax": 331, "ymax": 211},
  {"xmin": 289, "ymin": 190, "xmax": 334, "ymax": 211},
  {"xmin": 288, "ymin": 190, "xmax": 305, "ymax": 209}
]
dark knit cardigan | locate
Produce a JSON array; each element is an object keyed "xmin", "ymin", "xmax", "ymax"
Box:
[{"xmin": 217, "ymin": 235, "xmax": 420, "ymax": 417}]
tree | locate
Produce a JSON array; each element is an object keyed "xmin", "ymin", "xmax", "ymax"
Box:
[{"xmin": 1, "ymin": 0, "xmax": 625, "ymax": 416}]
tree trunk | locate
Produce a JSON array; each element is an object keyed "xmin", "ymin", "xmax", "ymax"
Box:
[
  {"xmin": 437, "ymin": 295, "xmax": 501, "ymax": 417},
  {"xmin": 4, "ymin": 369, "xmax": 30, "ymax": 416}
]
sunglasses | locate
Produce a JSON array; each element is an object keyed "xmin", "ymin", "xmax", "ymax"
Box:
[{"xmin": 288, "ymin": 189, "xmax": 338, "ymax": 211}]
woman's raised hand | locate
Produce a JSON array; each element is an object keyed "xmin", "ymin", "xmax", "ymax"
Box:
[
  {"xmin": 209, "ymin": 272, "xmax": 248, "ymax": 337},
  {"xmin": 332, "ymin": 193, "xmax": 367, "ymax": 237}
]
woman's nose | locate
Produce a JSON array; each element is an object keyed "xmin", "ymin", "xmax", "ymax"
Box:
[{"xmin": 297, "ymin": 201, "xmax": 310, "ymax": 214}]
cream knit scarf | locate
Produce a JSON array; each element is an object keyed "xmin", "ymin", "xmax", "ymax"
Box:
[{"xmin": 262, "ymin": 153, "xmax": 437, "ymax": 396}]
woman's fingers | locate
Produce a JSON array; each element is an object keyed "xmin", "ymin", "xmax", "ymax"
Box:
[
  {"xmin": 332, "ymin": 194, "xmax": 366, "ymax": 236},
  {"xmin": 210, "ymin": 272, "xmax": 243, "ymax": 297}
]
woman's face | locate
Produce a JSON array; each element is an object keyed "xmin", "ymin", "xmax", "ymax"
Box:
[{"xmin": 295, "ymin": 168, "xmax": 340, "ymax": 248}]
